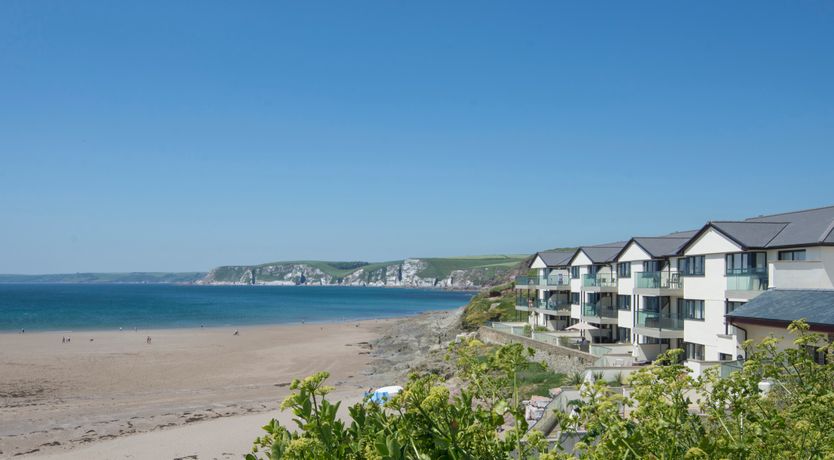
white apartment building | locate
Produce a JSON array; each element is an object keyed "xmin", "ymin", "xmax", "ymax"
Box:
[
  {"xmin": 516, "ymin": 250, "xmax": 574, "ymax": 330},
  {"xmin": 677, "ymin": 206, "xmax": 834, "ymax": 372},
  {"xmin": 516, "ymin": 205, "xmax": 834, "ymax": 372},
  {"xmin": 567, "ymin": 242, "xmax": 626, "ymax": 343},
  {"xmin": 613, "ymin": 232, "xmax": 696, "ymax": 362}
]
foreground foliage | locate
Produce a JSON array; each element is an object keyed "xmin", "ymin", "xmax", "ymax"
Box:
[
  {"xmin": 555, "ymin": 320, "xmax": 834, "ymax": 459},
  {"xmin": 250, "ymin": 321, "xmax": 834, "ymax": 459}
]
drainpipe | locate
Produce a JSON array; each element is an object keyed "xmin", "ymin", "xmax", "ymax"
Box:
[{"xmin": 733, "ymin": 320, "xmax": 749, "ymax": 360}]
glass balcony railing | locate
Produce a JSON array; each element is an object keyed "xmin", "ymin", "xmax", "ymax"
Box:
[
  {"xmin": 582, "ymin": 303, "xmax": 617, "ymax": 318},
  {"xmin": 547, "ymin": 275, "xmax": 571, "ymax": 288},
  {"xmin": 726, "ymin": 269, "xmax": 769, "ymax": 291},
  {"xmin": 515, "ymin": 297, "xmax": 538, "ymax": 308},
  {"xmin": 635, "ymin": 271, "xmax": 683, "ymax": 290},
  {"xmin": 636, "ymin": 310, "xmax": 684, "ymax": 330},
  {"xmin": 582, "ymin": 273, "xmax": 617, "ymax": 288},
  {"xmin": 516, "ymin": 275, "xmax": 570, "ymax": 288},
  {"xmin": 545, "ymin": 299, "xmax": 571, "ymax": 312},
  {"xmin": 515, "ymin": 276, "xmax": 544, "ymax": 286},
  {"xmin": 515, "ymin": 297, "xmax": 570, "ymax": 310}
]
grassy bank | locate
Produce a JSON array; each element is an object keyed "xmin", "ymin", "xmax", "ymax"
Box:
[{"xmin": 460, "ymin": 282, "xmax": 529, "ymax": 329}]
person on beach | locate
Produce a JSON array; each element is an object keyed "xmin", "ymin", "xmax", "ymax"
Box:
[
  {"xmin": 62, "ymin": 336, "xmax": 66, "ymax": 344},
  {"xmin": 146, "ymin": 336, "xmax": 152, "ymax": 344},
  {"xmin": 233, "ymin": 329, "xmax": 239, "ymax": 336}
]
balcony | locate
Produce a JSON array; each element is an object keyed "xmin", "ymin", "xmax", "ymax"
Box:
[
  {"xmin": 635, "ymin": 271, "xmax": 683, "ymax": 295},
  {"xmin": 582, "ymin": 273, "xmax": 617, "ymax": 292},
  {"xmin": 581, "ymin": 302, "xmax": 618, "ymax": 324},
  {"xmin": 515, "ymin": 275, "xmax": 571, "ymax": 291},
  {"xmin": 515, "ymin": 296, "xmax": 536, "ymax": 311},
  {"xmin": 542, "ymin": 299, "xmax": 572, "ymax": 316},
  {"xmin": 546, "ymin": 275, "xmax": 571, "ymax": 290},
  {"xmin": 725, "ymin": 269, "xmax": 769, "ymax": 300},
  {"xmin": 635, "ymin": 310, "xmax": 684, "ymax": 339},
  {"xmin": 514, "ymin": 276, "xmax": 545, "ymax": 289}
]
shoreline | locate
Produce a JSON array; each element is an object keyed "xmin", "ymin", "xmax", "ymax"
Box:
[
  {"xmin": 0, "ymin": 308, "xmax": 465, "ymax": 459},
  {"xmin": 0, "ymin": 304, "xmax": 469, "ymax": 335}
]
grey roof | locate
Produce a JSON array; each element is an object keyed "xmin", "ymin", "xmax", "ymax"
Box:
[
  {"xmin": 710, "ymin": 221, "xmax": 789, "ymax": 248},
  {"xmin": 664, "ymin": 230, "xmax": 699, "ymax": 238},
  {"xmin": 632, "ymin": 236, "xmax": 693, "ymax": 258},
  {"xmin": 680, "ymin": 205, "xmax": 834, "ymax": 252},
  {"xmin": 535, "ymin": 250, "xmax": 576, "ymax": 267},
  {"xmin": 727, "ymin": 289, "xmax": 834, "ymax": 327},
  {"xmin": 577, "ymin": 241, "xmax": 627, "ymax": 264},
  {"xmin": 744, "ymin": 205, "xmax": 834, "ymax": 246}
]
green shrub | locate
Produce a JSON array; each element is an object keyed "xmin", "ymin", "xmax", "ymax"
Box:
[
  {"xmin": 250, "ymin": 320, "xmax": 834, "ymax": 459},
  {"xmin": 249, "ymin": 342, "xmax": 549, "ymax": 459}
]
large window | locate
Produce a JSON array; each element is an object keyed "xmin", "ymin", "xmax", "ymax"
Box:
[
  {"xmin": 678, "ymin": 256, "xmax": 705, "ymax": 276},
  {"xmin": 617, "ymin": 327, "xmax": 631, "ymax": 343},
  {"xmin": 617, "ymin": 262, "xmax": 631, "ymax": 278},
  {"xmin": 725, "ymin": 252, "xmax": 767, "ymax": 275},
  {"xmin": 779, "ymin": 249, "xmax": 806, "ymax": 261},
  {"xmin": 725, "ymin": 301, "xmax": 745, "ymax": 334},
  {"xmin": 806, "ymin": 345, "xmax": 828, "ymax": 365},
  {"xmin": 570, "ymin": 292, "xmax": 580, "ymax": 304},
  {"xmin": 643, "ymin": 260, "xmax": 663, "ymax": 272},
  {"xmin": 616, "ymin": 295, "xmax": 631, "ymax": 311},
  {"xmin": 643, "ymin": 296, "xmax": 669, "ymax": 312},
  {"xmin": 570, "ymin": 266, "xmax": 580, "ymax": 279},
  {"xmin": 684, "ymin": 342, "xmax": 705, "ymax": 361},
  {"xmin": 680, "ymin": 299, "xmax": 705, "ymax": 320},
  {"xmin": 587, "ymin": 292, "xmax": 601, "ymax": 304}
]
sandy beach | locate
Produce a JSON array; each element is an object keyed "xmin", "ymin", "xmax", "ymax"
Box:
[{"xmin": 0, "ymin": 309, "xmax": 462, "ymax": 459}]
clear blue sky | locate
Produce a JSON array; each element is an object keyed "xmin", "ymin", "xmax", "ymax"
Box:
[{"xmin": 1, "ymin": 1, "xmax": 833, "ymax": 274}]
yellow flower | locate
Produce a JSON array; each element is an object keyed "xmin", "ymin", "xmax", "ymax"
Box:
[{"xmin": 420, "ymin": 385, "xmax": 450, "ymax": 412}]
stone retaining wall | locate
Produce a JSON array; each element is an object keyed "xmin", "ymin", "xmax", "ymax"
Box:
[{"xmin": 478, "ymin": 326, "xmax": 596, "ymax": 375}]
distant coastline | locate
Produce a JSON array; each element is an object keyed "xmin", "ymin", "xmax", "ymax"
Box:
[
  {"xmin": 1, "ymin": 254, "xmax": 528, "ymax": 290},
  {"xmin": 0, "ymin": 272, "xmax": 206, "ymax": 284}
]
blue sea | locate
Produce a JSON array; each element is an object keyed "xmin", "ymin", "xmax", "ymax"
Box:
[{"xmin": 0, "ymin": 284, "xmax": 474, "ymax": 332}]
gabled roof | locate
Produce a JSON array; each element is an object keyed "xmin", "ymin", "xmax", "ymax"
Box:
[
  {"xmin": 680, "ymin": 205, "xmax": 834, "ymax": 253},
  {"xmin": 744, "ymin": 205, "xmax": 834, "ymax": 246},
  {"xmin": 569, "ymin": 241, "xmax": 627, "ymax": 265},
  {"xmin": 614, "ymin": 230, "xmax": 697, "ymax": 261},
  {"xmin": 710, "ymin": 221, "xmax": 789, "ymax": 248},
  {"xmin": 726, "ymin": 289, "xmax": 834, "ymax": 328},
  {"xmin": 533, "ymin": 249, "xmax": 576, "ymax": 268}
]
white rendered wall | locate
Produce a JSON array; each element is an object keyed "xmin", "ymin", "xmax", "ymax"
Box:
[
  {"xmin": 616, "ymin": 242, "xmax": 649, "ymax": 335},
  {"xmin": 569, "ymin": 254, "xmax": 590, "ymax": 322},
  {"xmin": 682, "ymin": 229, "xmax": 743, "ymax": 361},
  {"xmin": 530, "ymin": 256, "xmax": 547, "ymax": 269},
  {"xmin": 684, "ymin": 228, "xmax": 742, "ymax": 257}
]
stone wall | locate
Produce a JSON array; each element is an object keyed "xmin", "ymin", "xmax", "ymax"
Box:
[{"xmin": 478, "ymin": 326, "xmax": 595, "ymax": 375}]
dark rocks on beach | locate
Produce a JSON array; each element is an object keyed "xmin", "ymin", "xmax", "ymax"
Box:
[{"xmin": 366, "ymin": 308, "xmax": 464, "ymax": 384}]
